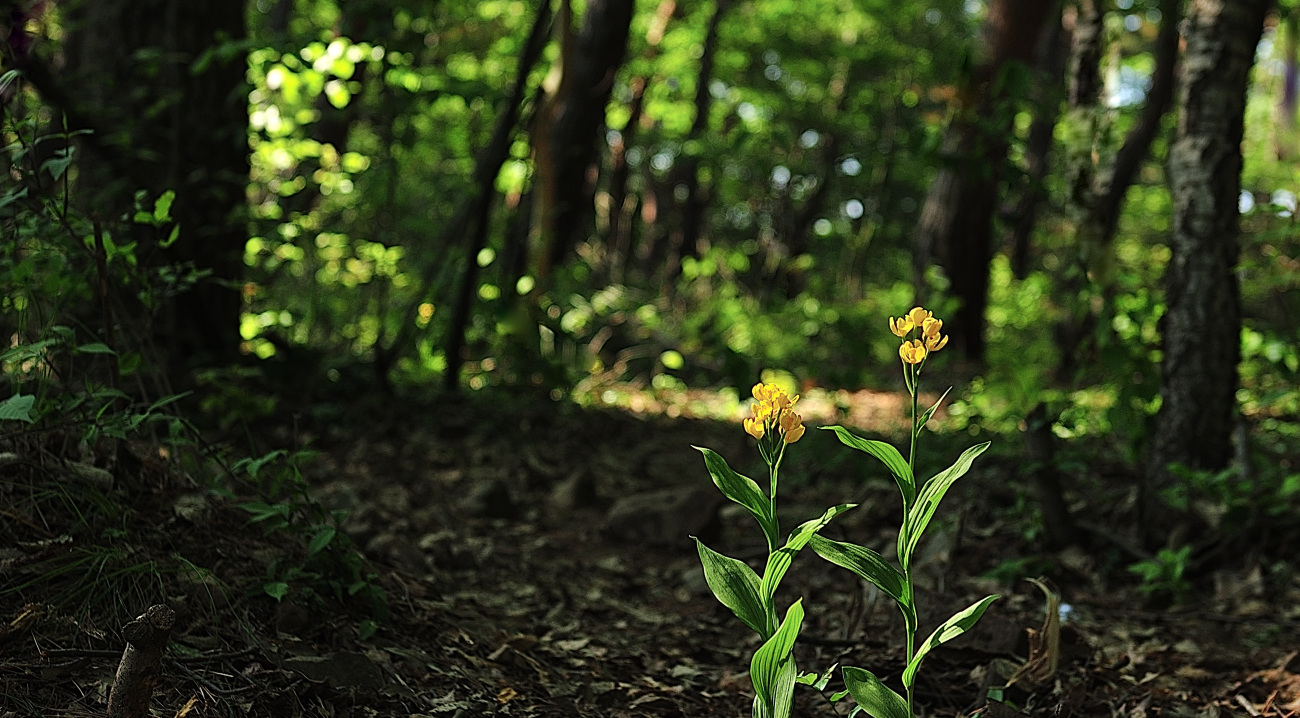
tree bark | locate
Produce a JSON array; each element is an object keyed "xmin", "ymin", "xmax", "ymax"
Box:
[
  {"xmin": 1008, "ymin": 1, "xmax": 1068, "ymax": 280},
  {"xmin": 1149, "ymin": 0, "xmax": 1271, "ymax": 495},
  {"xmin": 532, "ymin": 0, "xmax": 635, "ymax": 281},
  {"xmin": 106, "ymin": 605, "xmax": 175, "ymax": 718},
  {"xmin": 914, "ymin": 0, "xmax": 1054, "ymax": 363},
  {"xmin": 62, "ymin": 0, "xmax": 249, "ymax": 373}
]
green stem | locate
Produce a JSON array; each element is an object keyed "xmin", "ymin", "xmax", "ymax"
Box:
[{"xmin": 904, "ymin": 361, "xmax": 920, "ymax": 717}]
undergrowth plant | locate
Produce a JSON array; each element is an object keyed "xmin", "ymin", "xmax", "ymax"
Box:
[
  {"xmin": 693, "ymin": 383, "xmax": 854, "ymax": 718},
  {"xmin": 694, "ymin": 306, "xmax": 998, "ymax": 718},
  {"xmin": 812, "ymin": 306, "xmax": 998, "ymax": 718}
]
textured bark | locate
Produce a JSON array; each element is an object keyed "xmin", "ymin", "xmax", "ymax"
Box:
[
  {"xmin": 1150, "ymin": 0, "xmax": 1271, "ymax": 489},
  {"xmin": 1067, "ymin": 0, "xmax": 1105, "ymax": 108},
  {"xmin": 1075, "ymin": 0, "xmax": 1182, "ymax": 287},
  {"xmin": 106, "ymin": 605, "xmax": 175, "ymax": 718},
  {"xmin": 1008, "ymin": 2, "xmax": 1068, "ymax": 280},
  {"xmin": 533, "ymin": 0, "xmax": 635, "ymax": 279},
  {"xmin": 61, "ymin": 0, "xmax": 249, "ymax": 372},
  {"xmin": 914, "ymin": 0, "xmax": 1054, "ymax": 363}
]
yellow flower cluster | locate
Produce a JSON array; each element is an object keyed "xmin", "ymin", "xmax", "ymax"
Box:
[
  {"xmin": 743, "ymin": 383, "xmax": 806, "ymax": 444},
  {"xmin": 889, "ymin": 306, "xmax": 949, "ymax": 365}
]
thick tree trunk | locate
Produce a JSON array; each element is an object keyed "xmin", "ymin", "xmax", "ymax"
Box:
[
  {"xmin": 1149, "ymin": 0, "xmax": 1271, "ymax": 494},
  {"xmin": 63, "ymin": 0, "xmax": 249, "ymax": 373},
  {"xmin": 914, "ymin": 0, "xmax": 1054, "ymax": 363}
]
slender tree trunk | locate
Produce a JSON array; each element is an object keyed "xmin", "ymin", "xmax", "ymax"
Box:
[
  {"xmin": 668, "ymin": 0, "xmax": 728, "ymax": 286},
  {"xmin": 532, "ymin": 0, "xmax": 635, "ymax": 281},
  {"xmin": 1008, "ymin": 1, "xmax": 1068, "ymax": 280},
  {"xmin": 914, "ymin": 0, "xmax": 1054, "ymax": 363},
  {"xmin": 1148, "ymin": 0, "xmax": 1271, "ymax": 502}
]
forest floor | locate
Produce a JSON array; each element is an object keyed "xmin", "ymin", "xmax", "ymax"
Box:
[{"xmin": 3, "ymin": 388, "xmax": 1300, "ymax": 717}]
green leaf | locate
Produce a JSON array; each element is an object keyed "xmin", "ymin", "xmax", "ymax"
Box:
[
  {"xmin": 75, "ymin": 342, "xmax": 117, "ymax": 355},
  {"xmin": 902, "ymin": 594, "xmax": 1000, "ymax": 688},
  {"xmin": 824, "ymin": 427, "xmax": 915, "ymax": 511},
  {"xmin": 308, "ymin": 526, "xmax": 337, "ymax": 556},
  {"xmin": 842, "ymin": 666, "xmax": 909, "ymax": 718},
  {"xmin": 162, "ymin": 224, "xmax": 181, "ymax": 248},
  {"xmin": 264, "ymin": 582, "xmax": 290, "ymax": 601},
  {"xmin": 751, "ymin": 599, "xmax": 804, "ymax": 718},
  {"xmin": 154, "ymin": 190, "xmax": 175, "ymax": 222},
  {"xmin": 916, "ymin": 387, "xmax": 952, "ymax": 432},
  {"xmin": 240, "ymin": 501, "xmax": 290, "ymax": 523},
  {"xmin": 694, "ymin": 446, "xmax": 779, "ymax": 552},
  {"xmin": 759, "ymin": 504, "xmax": 855, "ymax": 608},
  {"xmin": 900, "ymin": 442, "xmax": 990, "ymax": 570},
  {"xmin": 808, "ymin": 535, "xmax": 908, "ymax": 607},
  {"xmin": 795, "ymin": 662, "xmax": 839, "ymax": 690},
  {"xmin": 41, "ymin": 148, "xmax": 74, "ymax": 182},
  {"xmin": 357, "ymin": 619, "xmax": 378, "ymax": 640},
  {"xmin": 693, "ymin": 538, "xmax": 774, "ymax": 638},
  {"xmin": 0, "ymin": 394, "xmax": 36, "ymax": 423},
  {"xmin": 0, "ymin": 339, "xmax": 57, "ymax": 364},
  {"xmin": 752, "ymin": 659, "xmax": 798, "ymax": 718}
]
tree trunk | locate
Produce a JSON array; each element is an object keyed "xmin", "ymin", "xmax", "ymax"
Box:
[
  {"xmin": 1149, "ymin": 0, "xmax": 1271, "ymax": 497},
  {"xmin": 914, "ymin": 0, "xmax": 1054, "ymax": 363},
  {"xmin": 62, "ymin": 0, "xmax": 249, "ymax": 373},
  {"xmin": 532, "ymin": 0, "xmax": 635, "ymax": 281}
]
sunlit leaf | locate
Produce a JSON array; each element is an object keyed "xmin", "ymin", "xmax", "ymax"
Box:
[
  {"xmin": 900, "ymin": 442, "xmax": 990, "ymax": 570},
  {"xmin": 842, "ymin": 666, "xmax": 909, "ymax": 718},
  {"xmin": 823, "ymin": 427, "xmax": 915, "ymax": 511},
  {"xmin": 751, "ymin": 599, "xmax": 804, "ymax": 717},
  {"xmin": 694, "ymin": 446, "xmax": 779, "ymax": 552},
  {"xmin": 693, "ymin": 538, "xmax": 774, "ymax": 638},
  {"xmin": 760, "ymin": 504, "xmax": 855, "ymax": 607},
  {"xmin": 808, "ymin": 535, "xmax": 908, "ymax": 607},
  {"xmin": 902, "ymin": 594, "xmax": 1000, "ymax": 688}
]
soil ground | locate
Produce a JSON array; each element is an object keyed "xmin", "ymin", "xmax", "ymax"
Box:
[{"xmin": 3, "ymin": 389, "xmax": 1299, "ymax": 717}]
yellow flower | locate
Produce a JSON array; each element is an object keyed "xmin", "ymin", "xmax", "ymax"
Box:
[
  {"xmin": 780, "ymin": 410, "xmax": 805, "ymax": 443},
  {"xmin": 921, "ymin": 317, "xmax": 948, "ymax": 352},
  {"xmin": 747, "ymin": 382, "xmax": 803, "ymax": 443},
  {"xmin": 907, "ymin": 306, "xmax": 933, "ymax": 326},
  {"xmin": 889, "ymin": 316, "xmax": 914, "ymax": 337},
  {"xmin": 899, "ymin": 339, "xmax": 927, "ymax": 364}
]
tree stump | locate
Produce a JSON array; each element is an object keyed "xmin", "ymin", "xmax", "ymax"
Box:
[{"xmin": 106, "ymin": 604, "xmax": 175, "ymax": 718}]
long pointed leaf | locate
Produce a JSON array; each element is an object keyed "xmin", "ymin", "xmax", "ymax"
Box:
[
  {"xmin": 916, "ymin": 387, "xmax": 952, "ymax": 432},
  {"xmin": 759, "ymin": 504, "xmax": 855, "ymax": 607},
  {"xmin": 751, "ymin": 599, "xmax": 804, "ymax": 717},
  {"xmin": 695, "ymin": 446, "xmax": 779, "ymax": 552},
  {"xmin": 900, "ymin": 442, "xmax": 990, "ymax": 570},
  {"xmin": 842, "ymin": 666, "xmax": 910, "ymax": 718},
  {"xmin": 693, "ymin": 538, "xmax": 774, "ymax": 638},
  {"xmin": 808, "ymin": 535, "xmax": 908, "ymax": 607},
  {"xmin": 902, "ymin": 594, "xmax": 1000, "ymax": 688},
  {"xmin": 752, "ymin": 659, "xmax": 798, "ymax": 718},
  {"xmin": 824, "ymin": 427, "xmax": 915, "ymax": 511}
]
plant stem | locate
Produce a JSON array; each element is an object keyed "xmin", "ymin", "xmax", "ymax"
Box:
[{"xmin": 905, "ymin": 362, "xmax": 920, "ymax": 717}]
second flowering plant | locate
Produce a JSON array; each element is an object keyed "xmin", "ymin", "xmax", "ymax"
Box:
[{"xmin": 812, "ymin": 306, "xmax": 997, "ymax": 718}]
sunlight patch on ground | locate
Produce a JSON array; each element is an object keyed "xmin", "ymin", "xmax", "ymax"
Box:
[{"xmin": 571, "ymin": 381, "xmax": 943, "ymax": 438}]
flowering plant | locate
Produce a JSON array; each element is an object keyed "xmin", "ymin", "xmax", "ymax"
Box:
[
  {"xmin": 693, "ymin": 382, "xmax": 853, "ymax": 718},
  {"xmin": 694, "ymin": 307, "xmax": 996, "ymax": 718},
  {"xmin": 812, "ymin": 306, "xmax": 997, "ymax": 718}
]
